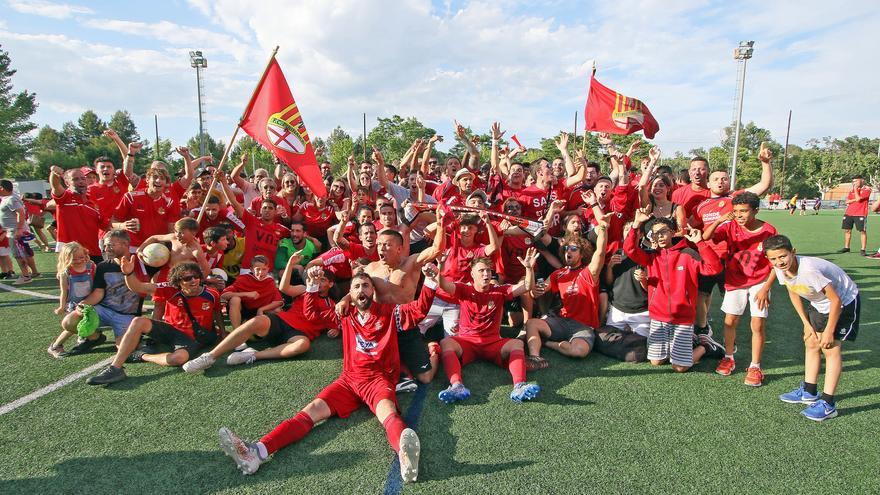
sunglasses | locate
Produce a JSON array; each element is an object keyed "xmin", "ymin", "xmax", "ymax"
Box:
[
  {"xmin": 180, "ymin": 274, "xmax": 202, "ymax": 282},
  {"xmin": 428, "ymin": 160, "xmax": 438, "ymax": 164},
  {"xmin": 564, "ymin": 245, "xmax": 580, "ymax": 252}
]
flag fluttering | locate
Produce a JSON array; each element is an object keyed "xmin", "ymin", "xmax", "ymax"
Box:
[
  {"xmin": 584, "ymin": 75, "xmax": 659, "ymax": 139},
  {"xmin": 240, "ymin": 58, "xmax": 327, "ymax": 197}
]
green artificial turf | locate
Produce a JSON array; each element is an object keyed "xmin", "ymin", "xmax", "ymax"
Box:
[{"xmin": 0, "ymin": 210, "xmax": 878, "ymax": 494}]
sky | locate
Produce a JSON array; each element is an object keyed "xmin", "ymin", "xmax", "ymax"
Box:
[{"xmin": 1, "ymin": 0, "xmax": 878, "ymax": 157}]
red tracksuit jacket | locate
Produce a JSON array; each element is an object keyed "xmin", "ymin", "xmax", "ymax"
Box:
[{"xmin": 623, "ymin": 229, "xmax": 722, "ymax": 325}]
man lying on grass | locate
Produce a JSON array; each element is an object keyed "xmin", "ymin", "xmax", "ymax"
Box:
[
  {"xmin": 218, "ymin": 263, "xmax": 445, "ymax": 483},
  {"xmin": 87, "ymin": 259, "xmax": 223, "ymax": 385}
]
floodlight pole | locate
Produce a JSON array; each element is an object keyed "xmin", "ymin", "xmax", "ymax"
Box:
[
  {"xmin": 730, "ymin": 41, "xmax": 754, "ymax": 190},
  {"xmin": 190, "ymin": 50, "xmax": 208, "ymax": 156}
]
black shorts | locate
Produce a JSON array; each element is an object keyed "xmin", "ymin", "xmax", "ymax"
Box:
[
  {"xmin": 698, "ymin": 270, "xmax": 726, "ymax": 296},
  {"xmin": 397, "ymin": 329, "xmax": 432, "ymax": 374},
  {"xmin": 148, "ymin": 320, "xmax": 202, "ymax": 358},
  {"xmin": 842, "ymin": 215, "xmax": 866, "ymax": 232},
  {"xmin": 239, "ymin": 306, "xmax": 258, "ymax": 322},
  {"xmin": 504, "ymin": 296, "xmax": 522, "ymax": 313},
  {"xmin": 264, "ymin": 314, "xmax": 308, "ymax": 346},
  {"xmin": 807, "ymin": 295, "xmax": 860, "ymax": 342},
  {"xmin": 543, "ymin": 315, "xmax": 596, "ymax": 348}
]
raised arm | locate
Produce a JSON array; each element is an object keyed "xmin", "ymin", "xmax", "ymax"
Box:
[
  {"xmin": 490, "ymin": 122, "xmax": 505, "ymax": 176},
  {"xmin": 555, "ymin": 133, "xmax": 576, "ymax": 177},
  {"xmin": 588, "ymin": 213, "xmax": 610, "ymax": 279},
  {"xmin": 744, "ymin": 142, "xmax": 774, "ymax": 196},
  {"xmin": 216, "ymin": 170, "xmax": 244, "ymax": 217},
  {"xmin": 49, "ymin": 166, "xmax": 66, "ymax": 197},
  {"xmin": 419, "ymin": 135, "xmax": 441, "ymax": 175},
  {"xmin": 510, "ymin": 247, "xmax": 538, "ymax": 297},
  {"xmin": 415, "ymin": 204, "xmax": 447, "ymax": 264},
  {"xmin": 120, "ymin": 255, "xmax": 156, "ymax": 295},
  {"xmin": 372, "ymin": 146, "xmax": 389, "ymax": 190},
  {"xmin": 230, "ymin": 154, "xmax": 250, "ymax": 191},
  {"xmin": 481, "ymin": 211, "xmax": 501, "ymax": 257}
]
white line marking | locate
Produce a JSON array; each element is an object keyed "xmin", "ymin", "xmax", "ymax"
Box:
[
  {"xmin": 0, "ymin": 357, "xmax": 112, "ymax": 416},
  {"xmin": 0, "ymin": 282, "xmax": 59, "ymax": 300}
]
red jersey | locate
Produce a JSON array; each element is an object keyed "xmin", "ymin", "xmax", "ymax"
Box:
[
  {"xmin": 548, "ymin": 265, "xmax": 600, "ymax": 328},
  {"xmin": 154, "ymin": 285, "xmax": 221, "ymax": 340},
  {"xmin": 671, "ymin": 184, "xmax": 710, "ymax": 224},
  {"xmin": 437, "ymin": 234, "xmax": 488, "ymax": 302},
  {"xmin": 304, "ymin": 281, "xmax": 436, "ymax": 381},
  {"xmin": 87, "ymin": 171, "xmax": 130, "ymax": 220},
  {"xmin": 499, "ymin": 233, "xmax": 530, "ymax": 284},
  {"xmin": 241, "ymin": 210, "xmax": 289, "ymax": 269},
  {"xmin": 453, "ymin": 282, "xmax": 514, "ymax": 343},
  {"xmin": 134, "ymin": 179, "xmax": 186, "ymax": 202},
  {"xmin": 693, "ymin": 190, "xmax": 745, "ymax": 256},
  {"xmin": 52, "ymin": 190, "xmax": 106, "ymax": 256},
  {"xmin": 222, "ymin": 273, "xmax": 281, "ymax": 309},
  {"xmin": 277, "ymin": 294, "xmax": 336, "ymax": 340},
  {"xmin": 712, "ymin": 220, "xmax": 778, "ymax": 290},
  {"xmin": 249, "ymin": 195, "xmax": 291, "ymax": 220},
  {"xmin": 192, "ymin": 206, "xmax": 245, "ymax": 238},
  {"xmin": 299, "ymin": 202, "xmax": 337, "ymax": 237},
  {"xmin": 113, "ymin": 190, "xmax": 180, "ymax": 247},
  {"xmin": 318, "ymin": 243, "xmax": 379, "ymax": 280},
  {"xmin": 517, "ymin": 183, "xmax": 567, "ymax": 220},
  {"xmin": 845, "ymin": 186, "xmax": 872, "ymax": 217}
]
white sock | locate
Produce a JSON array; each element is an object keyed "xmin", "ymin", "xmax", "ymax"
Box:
[
  {"xmin": 725, "ymin": 354, "xmax": 734, "ymax": 360},
  {"xmin": 750, "ymin": 362, "xmax": 760, "ymax": 369},
  {"xmin": 256, "ymin": 441, "xmax": 268, "ymax": 460}
]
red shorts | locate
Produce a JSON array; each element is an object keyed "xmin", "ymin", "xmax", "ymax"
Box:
[
  {"xmin": 451, "ymin": 336, "xmax": 511, "ymax": 367},
  {"xmin": 316, "ymin": 374, "xmax": 398, "ymax": 419}
]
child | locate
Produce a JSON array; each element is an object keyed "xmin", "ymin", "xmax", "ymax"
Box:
[
  {"xmin": 221, "ymin": 255, "xmax": 283, "ymax": 328},
  {"xmin": 624, "ymin": 212, "xmax": 722, "ymax": 372},
  {"xmin": 702, "ymin": 192, "xmax": 777, "ymax": 386},
  {"xmin": 48, "ymin": 242, "xmax": 95, "ymax": 357},
  {"xmin": 760, "ymin": 235, "xmax": 859, "ymax": 421},
  {"xmin": 0, "ymin": 229, "xmax": 13, "ymax": 279}
]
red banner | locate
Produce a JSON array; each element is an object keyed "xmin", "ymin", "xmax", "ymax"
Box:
[
  {"xmin": 584, "ymin": 76, "xmax": 659, "ymax": 139},
  {"xmin": 240, "ymin": 58, "xmax": 327, "ymax": 197}
]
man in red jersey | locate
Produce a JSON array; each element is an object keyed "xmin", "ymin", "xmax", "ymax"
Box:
[
  {"xmin": 672, "ymin": 156, "xmax": 711, "ymax": 230},
  {"xmin": 839, "ymin": 175, "xmax": 872, "ymax": 256},
  {"xmin": 437, "ymin": 249, "xmax": 542, "ymax": 404},
  {"xmin": 517, "ymin": 157, "xmax": 584, "ymax": 220},
  {"xmin": 112, "ymin": 168, "xmax": 180, "ymax": 250},
  {"xmin": 183, "ymin": 254, "xmax": 337, "ymax": 371},
  {"xmin": 87, "ymin": 260, "xmax": 224, "ymax": 384},
  {"xmin": 215, "ymin": 264, "xmax": 445, "ymax": 483},
  {"xmin": 49, "ymin": 166, "xmax": 108, "ymax": 263},
  {"xmin": 523, "ymin": 215, "xmax": 609, "ymax": 369},
  {"xmin": 217, "ymin": 171, "xmax": 289, "ymax": 275},
  {"xmin": 88, "ymin": 130, "xmax": 137, "ymax": 232},
  {"xmin": 690, "ymin": 143, "xmax": 774, "ymax": 336},
  {"xmin": 191, "ymin": 195, "xmax": 245, "ymax": 239}
]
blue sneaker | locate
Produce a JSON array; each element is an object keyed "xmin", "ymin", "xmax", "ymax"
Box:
[
  {"xmin": 438, "ymin": 383, "xmax": 471, "ymax": 404},
  {"xmin": 779, "ymin": 383, "xmax": 820, "ymax": 404},
  {"xmin": 801, "ymin": 399, "xmax": 838, "ymax": 421},
  {"xmin": 510, "ymin": 382, "xmax": 541, "ymax": 402}
]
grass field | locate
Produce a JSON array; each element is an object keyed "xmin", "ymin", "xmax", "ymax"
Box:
[{"xmin": 1, "ymin": 210, "xmax": 878, "ymax": 494}]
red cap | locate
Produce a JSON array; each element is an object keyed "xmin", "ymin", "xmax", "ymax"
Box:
[{"xmin": 80, "ymin": 166, "xmax": 97, "ymax": 176}]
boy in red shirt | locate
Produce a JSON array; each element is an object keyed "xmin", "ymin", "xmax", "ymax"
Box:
[
  {"xmin": 112, "ymin": 168, "xmax": 180, "ymax": 249},
  {"xmin": 183, "ymin": 254, "xmax": 337, "ymax": 371},
  {"xmin": 624, "ymin": 212, "xmax": 722, "ymax": 372},
  {"xmin": 438, "ymin": 249, "xmax": 541, "ymax": 403},
  {"xmin": 839, "ymin": 175, "xmax": 872, "ymax": 255},
  {"xmin": 702, "ymin": 192, "xmax": 778, "ymax": 385},
  {"xmin": 216, "ymin": 264, "xmax": 444, "ymax": 483},
  {"xmin": 220, "ymin": 255, "xmax": 283, "ymax": 328},
  {"xmin": 87, "ymin": 260, "xmax": 223, "ymax": 384}
]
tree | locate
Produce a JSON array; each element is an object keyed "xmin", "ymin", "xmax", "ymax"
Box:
[
  {"xmin": 0, "ymin": 45, "xmax": 38, "ymax": 176},
  {"xmin": 325, "ymin": 126, "xmax": 355, "ymax": 172},
  {"xmin": 366, "ymin": 115, "xmax": 436, "ymax": 163},
  {"xmin": 229, "ymin": 135, "xmax": 274, "ymax": 174},
  {"xmin": 107, "ymin": 110, "xmax": 140, "ymax": 144},
  {"xmin": 74, "ymin": 110, "xmax": 105, "ymax": 149},
  {"xmin": 187, "ymin": 132, "xmax": 225, "ymax": 163}
]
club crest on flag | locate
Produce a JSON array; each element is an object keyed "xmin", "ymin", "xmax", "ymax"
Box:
[
  {"xmin": 267, "ymin": 103, "xmax": 308, "ymax": 155},
  {"xmin": 612, "ymin": 93, "xmax": 648, "ymax": 132}
]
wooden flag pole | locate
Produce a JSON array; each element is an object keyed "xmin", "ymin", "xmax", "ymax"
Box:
[
  {"xmin": 573, "ymin": 111, "xmax": 578, "ymax": 152},
  {"xmin": 197, "ymin": 46, "xmax": 280, "ymax": 223},
  {"xmin": 363, "ymin": 113, "xmax": 367, "ymax": 161},
  {"xmin": 582, "ymin": 62, "xmax": 596, "ymax": 154}
]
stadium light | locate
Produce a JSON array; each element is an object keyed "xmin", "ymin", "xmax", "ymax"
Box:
[
  {"xmin": 189, "ymin": 50, "xmax": 208, "ymax": 156},
  {"xmin": 730, "ymin": 41, "xmax": 754, "ymax": 189}
]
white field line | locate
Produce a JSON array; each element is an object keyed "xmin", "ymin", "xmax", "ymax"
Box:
[
  {"xmin": 0, "ymin": 357, "xmax": 112, "ymax": 416},
  {"xmin": 0, "ymin": 282, "xmax": 59, "ymax": 300}
]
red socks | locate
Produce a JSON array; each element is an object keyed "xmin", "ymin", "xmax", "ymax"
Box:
[
  {"xmin": 507, "ymin": 349, "xmax": 526, "ymax": 384},
  {"xmin": 382, "ymin": 414, "xmax": 407, "ymax": 453},
  {"xmin": 260, "ymin": 411, "xmax": 314, "ymax": 455},
  {"xmin": 441, "ymin": 350, "xmax": 462, "ymax": 384}
]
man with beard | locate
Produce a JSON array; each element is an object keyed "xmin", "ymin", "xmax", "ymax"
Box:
[
  {"xmin": 438, "ymin": 249, "xmax": 541, "ymax": 403},
  {"xmin": 112, "ymin": 167, "xmax": 180, "ymax": 250},
  {"xmin": 274, "ymin": 221, "xmax": 318, "ymax": 280},
  {"xmin": 672, "ymin": 157, "xmax": 711, "ymax": 231},
  {"xmin": 216, "ymin": 264, "xmax": 444, "ymax": 483},
  {"xmin": 522, "ymin": 215, "xmax": 609, "ymax": 369},
  {"xmin": 49, "ymin": 166, "xmax": 108, "ymax": 263}
]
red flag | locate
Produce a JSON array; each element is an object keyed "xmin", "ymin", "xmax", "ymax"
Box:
[
  {"xmin": 584, "ymin": 76, "xmax": 659, "ymax": 139},
  {"xmin": 240, "ymin": 58, "xmax": 327, "ymax": 196}
]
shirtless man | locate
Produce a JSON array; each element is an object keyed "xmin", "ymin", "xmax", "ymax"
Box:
[{"xmin": 137, "ymin": 217, "xmax": 210, "ymax": 276}]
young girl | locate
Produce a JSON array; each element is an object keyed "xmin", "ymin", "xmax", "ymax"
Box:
[{"xmin": 48, "ymin": 242, "xmax": 96, "ymax": 358}]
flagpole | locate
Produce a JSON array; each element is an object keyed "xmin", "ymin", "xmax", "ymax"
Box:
[
  {"xmin": 583, "ymin": 62, "xmax": 597, "ymax": 155},
  {"xmin": 573, "ymin": 111, "xmax": 578, "ymax": 152},
  {"xmin": 197, "ymin": 46, "xmax": 280, "ymax": 223},
  {"xmin": 363, "ymin": 113, "xmax": 367, "ymax": 161}
]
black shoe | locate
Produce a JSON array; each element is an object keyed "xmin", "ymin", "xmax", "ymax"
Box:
[
  {"xmin": 860, "ymin": 249, "xmax": 867, "ymax": 256},
  {"xmin": 64, "ymin": 332, "xmax": 108, "ymax": 356},
  {"xmin": 86, "ymin": 366, "xmax": 127, "ymax": 385},
  {"xmin": 694, "ymin": 324, "xmax": 713, "ymax": 338},
  {"xmin": 0, "ymin": 271, "xmax": 13, "ymax": 280},
  {"xmin": 698, "ymin": 333, "xmax": 726, "ymax": 359},
  {"xmin": 126, "ymin": 349, "xmax": 147, "ymax": 363},
  {"xmin": 837, "ymin": 247, "xmax": 850, "ymax": 253}
]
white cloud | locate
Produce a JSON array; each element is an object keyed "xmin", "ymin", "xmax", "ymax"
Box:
[{"xmin": 7, "ymin": 0, "xmax": 92, "ymax": 19}]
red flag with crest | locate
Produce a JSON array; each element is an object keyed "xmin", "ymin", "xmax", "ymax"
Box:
[
  {"xmin": 584, "ymin": 75, "xmax": 659, "ymax": 139},
  {"xmin": 240, "ymin": 58, "xmax": 327, "ymax": 196}
]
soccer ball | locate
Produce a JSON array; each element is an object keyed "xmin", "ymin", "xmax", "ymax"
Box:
[{"xmin": 140, "ymin": 243, "xmax": 170, "ymax": 268}]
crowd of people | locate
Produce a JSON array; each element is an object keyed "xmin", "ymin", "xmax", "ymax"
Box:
[{"xmin": 0, "ymin": 123, "xmax": 865, "ymax": 483}]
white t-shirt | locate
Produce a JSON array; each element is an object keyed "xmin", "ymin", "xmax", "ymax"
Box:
[{"xmin": 776, "ymin": 256, "xmax": 858, "ymax": 313}]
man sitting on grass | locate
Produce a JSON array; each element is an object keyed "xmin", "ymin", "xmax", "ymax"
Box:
[{"xmin": 86, "ymin": 260, "xmax": 223, "ymax": 385}]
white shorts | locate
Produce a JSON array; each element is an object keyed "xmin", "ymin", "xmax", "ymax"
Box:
[
  {"xmin": 720, "ymin": 284, "xmax": 768, "ymax": 318},
  {"xmin": 605, "ymin": 306, "xmax": 651, "ymax": 337},
  {"xmin": 417, "ymin": 297, "xmax": 460, "ymax": 336}
]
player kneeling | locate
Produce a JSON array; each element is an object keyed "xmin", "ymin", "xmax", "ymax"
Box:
[
  {"xmin": 217, "ymin": 264, "xmax": 444, "ymax": 482},
  {"xmin": 438, "ymin": 249, "xmax": 541, "ymax": 404}
]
